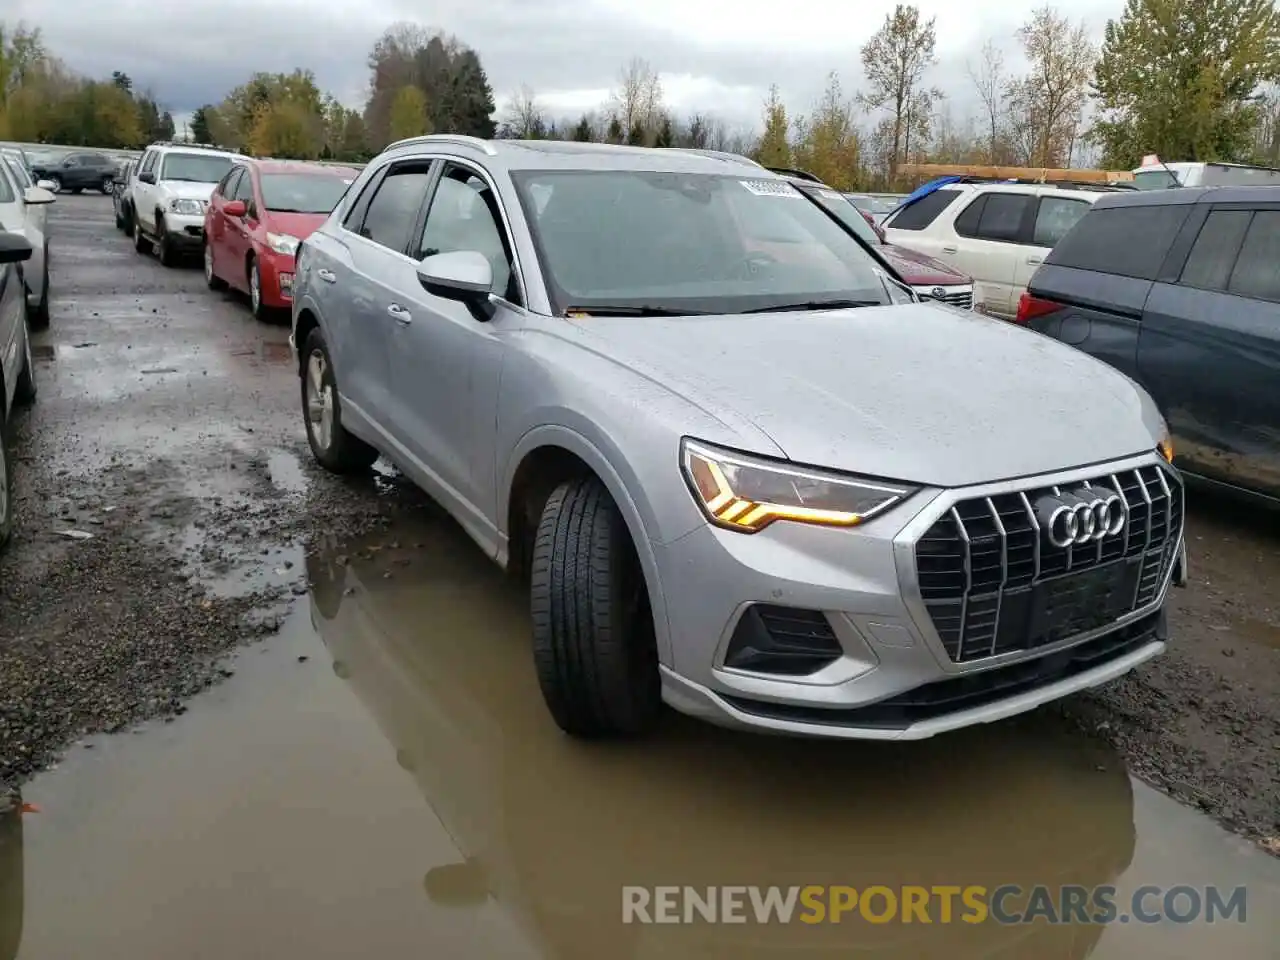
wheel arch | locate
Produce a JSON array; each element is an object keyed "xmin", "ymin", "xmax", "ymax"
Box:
[{"xmin": 502, "ymin": 426, "xmax": 674, "ymax": 667}]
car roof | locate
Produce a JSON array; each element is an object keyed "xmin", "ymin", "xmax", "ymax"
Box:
[
  {"xmin": 248, "ymin": 159, "xmax": 360, "ymax": 176},
  {"xmin": 380, "ymin": 135, "xmax": 791, "ymax": 177},
  {"xmin": 1090, "ymin": 183, "xmax": 1280, "ymax": 210}
]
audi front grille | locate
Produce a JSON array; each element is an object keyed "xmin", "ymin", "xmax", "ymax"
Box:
[{"xmin": 912, "ymin": 463, "xmax": 1183, "ymax": 663}]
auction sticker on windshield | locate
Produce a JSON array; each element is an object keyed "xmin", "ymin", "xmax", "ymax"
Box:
[{"xmin": 740, "ymin": 179, "xmax": 803, "ymax": 198}]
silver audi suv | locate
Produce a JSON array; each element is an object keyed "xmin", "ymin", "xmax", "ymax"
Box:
[{"xmin": 290, "ymin": 135, "xmax": 1187, "ymax": 741}]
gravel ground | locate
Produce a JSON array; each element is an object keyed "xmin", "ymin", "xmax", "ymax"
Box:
[{"xmin": 0, "ymin": 195, "xmax": 1276, "ymax": 855}]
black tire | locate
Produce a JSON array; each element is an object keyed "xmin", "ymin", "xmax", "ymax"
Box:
[
  {"xmin": 134, "ymin": 219, "xmax": 150, "ymax": 253},
  {"xmin": 248, "ymin": 256, "xmax": 270, "ymax": 321},
  {"xmin": 204, "ymin": 243, "xmax": 226, "ymax": 291},
  {"xmin": 114, "ymin": 207, "xmax": 124, "ymax": 230},
  {"xmin": 301, "ymin": 327, "xmax": 379, "ymax": 474},
  {"xmin": 70, "ymin": 187, "xmax": 82, "ymax": 195},
  {"xmin": 14, "ymin": 328, "xmax": 36, "ymax": 406},
  {"xmin": 0, "ymin": 403, "xmax": 12, "ymax": 551},
  {"xmin": 100, "ymin": 176, "xmax": 113, "ymax": 195},
  {"xmin": 156, "ymin": 216, "xmax": 179, "ymax": 267},
  {"xmin": 123, "ymin": 205, "xmax": 134, "ymax": 238},
  {"xmin": 27, "ymin": 256, "xmax": 49, "ymax": 331},
  {"xmin": 529, "ymin": 476, "xmax": 662, "ymax": 738}
]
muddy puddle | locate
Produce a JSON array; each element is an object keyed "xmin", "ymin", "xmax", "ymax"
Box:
[{"xmin": 4, "ymin": 515, "xmax": 1278, "ymax": 959}]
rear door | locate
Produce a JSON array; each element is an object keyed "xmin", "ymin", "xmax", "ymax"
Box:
[
  {"xmin": 946, "ymin": 190, "xmax": 1035, "ymax": 318},
  {"xmin": 1139, "ymin": 203, "xmax": 1280, "ymax": 496},
  {"xmin": 207, "ymin": 166, "xmax": 242, "ymax": 280},
  {"xmin": 1011, "ymin": 193, "xmax": 1095, "ymax": 303}
]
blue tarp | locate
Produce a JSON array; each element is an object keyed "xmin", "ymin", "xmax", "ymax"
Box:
[{"xmin": 887, "ymin": 175, "xmax": 965, "ymax": 217}]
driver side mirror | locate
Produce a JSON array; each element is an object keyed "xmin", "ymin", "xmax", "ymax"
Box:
[
  {"xmin": 417, "ymin": 250, "xmax": 493, "ymax": 303},
  {"xmin": 138, "ymin": 171, "xmax": 155, "ymax": 185},
  {"xmin": 23, "ymin": 186, "xmax": 55, "ymax": 205},
  {"xmin": 223, "ymin": 200, "xmax": 247, "ymax": 218},
  {"xmin": 0, "ymin": 232, "xmax": 34, "ymax": 265}
]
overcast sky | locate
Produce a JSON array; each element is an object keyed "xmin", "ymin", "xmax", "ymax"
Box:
[{"xmin": 10, "ymin": 0, "xmax": 1123, "ymax": 133}]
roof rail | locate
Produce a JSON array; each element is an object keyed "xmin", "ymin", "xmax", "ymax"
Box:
[
  {"xmin": 148, "ymin": 140, "xmax": 241, "ymax": 154},
  {"xmin": 951, "ymin": 175, "xmax": 1137, "ymax": 192},
  {"xmin": 382, "ymin": 134, "xmax": 498, "ymax": 156},
  {"xmin": 764, "ymin": 166, "xmax": 824, "ymax": 183}
]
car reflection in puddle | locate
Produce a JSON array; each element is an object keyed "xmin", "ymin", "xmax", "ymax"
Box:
[{"xmin": 305, "ymin": 513, "xmax": 1136, "ymax": 959}]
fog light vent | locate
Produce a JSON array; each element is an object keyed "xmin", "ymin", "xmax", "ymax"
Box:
[{"xmin": 723, "ymin": 604, "xmax": 842, "ymax": 676}]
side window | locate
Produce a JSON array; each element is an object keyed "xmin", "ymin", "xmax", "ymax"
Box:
[
  {"xmin": 417, "ymin": 164, "xmax": 517, "ymax": 302},
  {"xmin": 953, "ymin": 196, "xmax": 985, "ymax": 237},
  {"xmin": 1033, "ymin": 197, "xmax": 1091, "ymax": 247},
  {"xmin": 231, "ymin": 169, "xmax": 254, "ymax": 203},
  {"xmin": 973, "ymin": 193, "xmax": 1031, "ymax": 243},
  {"xmin": 1227, "ymin": 210, "xmax": 1280, "ymax": 302},
  {"xmin": 216, "ymin": 167, "xmax": 241, "ymax": 197},
  {"xmin": 1179, "ymin": 209, "xmax": 1251, "ymax": 292},
  {"xmin": 62, "ymin": 155, "xmax": 80, "ymax": 167},
  {"xmin": 140, "ymin": 150, "xmax": 158, "ymax": 174},
  {"xmin": 1044, "ymin": 205, "xmax": 1190, "ymax": 280},
  {"xmin": 886, "ymin": 188, "xmax": 961, "ymax": 231},
  {"xmin": 356, "ymin": 165, "xmax": 435, "ymax": 253}
]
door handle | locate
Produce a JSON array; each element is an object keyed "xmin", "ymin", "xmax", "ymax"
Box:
[
  {"xmin": 317, "ymin": 269, "xmax": 336, "ymax": 283},
  {"xmin": 387, "ymin": 303, "xmax": 412, "ymax": 325},
  {"xmin": 1026, "ymin": 257, "xmax": 1043, "ymax": 265},
  {"xmin": 942, "ymin": 245, "xmax": 958, "ymax": 254}
]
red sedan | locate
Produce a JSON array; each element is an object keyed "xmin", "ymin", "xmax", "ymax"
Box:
[{"xmin": 203, "ymin": 159, "xmax": 359, "ymax": 320}]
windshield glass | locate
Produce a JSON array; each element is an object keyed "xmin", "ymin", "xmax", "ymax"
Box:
[
  {"xmin": 512, "ymin": 170, "xmax": 889, "ymax": 314},
  {"xmin": 1133, "ymin": 170, "xmax": 1181, "ymax": 189},
  {"xmin": 160, "ymin": 153, "xmax": 234, "ymax": 184},
  {"xmin": 260, "ymin": 173, "xmax": 353, "ymax": 214}
]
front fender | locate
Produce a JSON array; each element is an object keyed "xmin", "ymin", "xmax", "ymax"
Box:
[{"xmin": 500, "ymin": 423, "xmax": 688, "ymax": 668}]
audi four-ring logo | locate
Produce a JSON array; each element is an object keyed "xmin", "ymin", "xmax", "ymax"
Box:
[{"xmin": 1041, "ymin": 492, "xmax": 1127, "ymax": 547}]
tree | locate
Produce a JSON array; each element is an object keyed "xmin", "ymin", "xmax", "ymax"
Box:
[
  {"xmin": 606, "ymin": 115, "xmax": 624, "ymax": 143},
  {"xmin": 572, "ymin": 114, "xmax": 593, "ymax": 141},
  {"xmin": 967, "ymin": 39, "xmax": 1009, "ymax": 162},
  {"xmin": 110, "ymin": 70, "xmax": 131, "ymax": 94},
  {"xmin": 626, "ymin": 120, "xmax": 646, "ymax": 146},
  {"xmin": 792, "ymin": 72, "xmax": 861, "ymax": 189},
  {"xmin": 610, "ymin": 57, "xmax": 663, "ymax": 138},
  {"xmin": 388, "ymin": 84, "xmax": 430, "ymax": 141},
  {"xmin": 1091, "ymin": 0, "xmax": 1280, "ymax": 167},
  {"xmin": 654, "ymin": 113, "xmax": 674, "ymax": 147},
  {"xmin": 755, "ymin": 84, "xmax": 790, "ymax": 166},
  {"xmin": 501, "ymin": 84, "xmax": 546, "ymax": 138},
  {"xmin": 248, "ymin": 99, "xmax": 320, "ymax": 158},
  {"xmin": 190, "ymin": 105, "xmax": 213, "ymax": 143},
  {"xmin": 1008, "ymin": 6, "xmax": 1094, "ymax": 167},
  {"xmin": 859, "ymin": 3, "xmax": 941, "ymax": 181},
  {"xmin": 683, "ymin": 113, "xmax": 709, "ymax": 148}
]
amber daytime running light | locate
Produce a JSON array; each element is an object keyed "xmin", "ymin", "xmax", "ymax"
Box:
[{"xmin": 680, "ymin": 439, "xmax": 915, "ymax": 533}]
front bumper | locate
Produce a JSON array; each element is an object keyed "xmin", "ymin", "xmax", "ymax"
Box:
[
  {"xmin": 912, "ymin": 282, "xmax": 974, "ymax": 310},
  {"xmin": 160, "ymin": 211, "xmax": 206, "ymax": 249},
  {"xmin": 654, "ymin": 451, "xmax": 1182, "ymax": 740},
  {"xmin": 256, "ymin": 250, "xmax": 297, "ymax": 309}
]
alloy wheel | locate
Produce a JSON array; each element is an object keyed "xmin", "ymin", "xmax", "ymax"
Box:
[
  {"xmin": 250, "ymin": 265, "xmax": 261, "ymax": 314},
  {"xmin": 305, "ymin": 351, "xmax": 333, "ymax": 452},
  {"xmin": 204, "ymin": 245, "xmax": 214, "ymax": 284}
]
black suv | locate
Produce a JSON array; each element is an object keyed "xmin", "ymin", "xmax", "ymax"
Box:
[
  {"xmin": 1021, "ymin": 186, "xmax": 1280, "ymax": 503},
  {"xmin": 29, "ymin": 151, "xmax": 120, "ymax": 195}
]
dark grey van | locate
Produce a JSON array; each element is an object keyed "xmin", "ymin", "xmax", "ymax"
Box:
[{"xmin": 1021, "ymin": 186, "xmax": 1280, "ymax": 503}]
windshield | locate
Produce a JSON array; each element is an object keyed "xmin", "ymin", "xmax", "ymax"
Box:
[
  {"xmin": 511, "ymin": 170, "xmax": 890, "ymax": 315},
  {"xmin": 260, "ymin": 173, "xmax": 352, "ymax": 214},
  {"xmin": 160, "ymin": 153, "xmax": 234, "ymax": 184},
  {"xmin": 1133, "ymin": 170, "xmax": 1181, "ymax": 190}
]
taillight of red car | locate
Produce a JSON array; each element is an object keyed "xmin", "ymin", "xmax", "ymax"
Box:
[{"xmin": 1014, "ymin": 292, "xmax": 1062, "ymax": 325}]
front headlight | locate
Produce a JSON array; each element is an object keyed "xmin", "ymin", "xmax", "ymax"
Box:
[
  {"xmin": 1158, "ymin": 426, "xmax": 1174, "ymax": 463},
  {"xmin": 267, "ymin": 232, "xmax": 300, "ymax": 256},
  {"xmin": 680, "ymin": 438, "xmax": 915, "ymax": 533},
  {"xmin": 170, "ymin": 198, "xmax": 204, "ymax": 216}
]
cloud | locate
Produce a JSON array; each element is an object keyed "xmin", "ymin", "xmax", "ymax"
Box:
[{"xmin": 9, "ymin": 0, "xmax": 1125, "ymax": 131}]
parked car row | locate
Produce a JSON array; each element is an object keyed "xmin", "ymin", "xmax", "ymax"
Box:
[{"xmin": 283, "ymin": 134, "xmax": 1185, "ymax": 744}]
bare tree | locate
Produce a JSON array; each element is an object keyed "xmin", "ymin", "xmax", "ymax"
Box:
[
  {"xmin": 1008, "ymin": 6, "xmax": 1094, "ymax": 167},
  {"xmin": 859, "ymin": 3, "xmax": 942, "ymax": 181},
  {"xmin": 966, "ymin": 39, "xmax": 1007, "ymax": 162},
  {"xmin": 501, "ymin": 84, "xmax": 546, "ymax": 138},
  {"xmin": 609, "ymin": 57, "xmax": 663, "ymax": 135}
]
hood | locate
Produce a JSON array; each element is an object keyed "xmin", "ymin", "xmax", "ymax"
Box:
[
  {"xmin": 261, "ymin": 210, "xmax": 330, "ymax": 240},
  {"xmin": 568, "ymin": 305, "xmax": 1163, "ymax": 488},
  {"xmin": 881, "ymin": 243, "xmax": 969, "ymax": 285},
  {"xmin": 161, "ymin": 180, "xmax": 217, "ymax": 201}
]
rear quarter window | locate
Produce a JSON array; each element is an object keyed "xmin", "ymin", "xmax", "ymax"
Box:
[
  {"xmin": 1044, "ymin": 204, "xmax": 1189, "ymax": 280},
  {"xmin": 885, "ymin": 188, "xmax": 961, "ymax": 230}
]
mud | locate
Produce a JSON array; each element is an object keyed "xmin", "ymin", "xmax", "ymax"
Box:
[{"xmin": 0, "ymin": 195, "xmax": 1278, "ymax": 958}]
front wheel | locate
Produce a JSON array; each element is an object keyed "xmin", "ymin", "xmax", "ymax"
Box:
[
  {"xmin": 100, "ymin": 176, "xmax": 113, "ymax": 194},
  {"xmin": 529, "ymin": 475, "xmax": 662, "ymax": 738},
  {"xmin": 14, "ymin": 325, "xmax": 36, "ymax": 406},
  {"xmin": 134, "ymin": 219, "xmax": 150, "ymax": 254},
  {"xmin": 248, "ymin": 257, "xmax": 270, "ymax": 321},
  {"xmin": 27, "ymin": 254, "xmax": 49, "ymax": 331},
  {"xmin": 204, "ymin": 244, "xmax": 226, "ymax": 291},
  {"xmin": 301, "ymin": 327, "xmax": 379, "ymax": 474},
  {"xmin": 156, "ymin": 217, "xmax": 179, "ymax": 267},
  {"xmin": 0, "ymin": 403, "xmax": 13, "ymax": 551},
  {"xmin": 45, "ymin": 176, "xmax": 61, "ymax": 194}
]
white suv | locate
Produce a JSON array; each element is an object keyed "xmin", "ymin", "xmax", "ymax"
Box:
[
  {"xmin": 882, "ymin": 181, "xmax": 1112, "ymax": 320},
  {"xmin": 129, "ymin": 142, "xmax": 241, "ymax": 266}
]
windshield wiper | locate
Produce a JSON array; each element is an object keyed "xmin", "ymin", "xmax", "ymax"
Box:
[
  {"xmin": 564, "ymin": 304, "xmax": 708, "ymax": 317},
  {"xmin": 743, "ymin": 298, "xmax": 884, "ymax": 313}
]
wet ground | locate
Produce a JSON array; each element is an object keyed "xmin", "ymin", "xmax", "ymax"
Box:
[{"xmin": 0, "ymin": 196, "xmax": 1278, "ymax": 958}]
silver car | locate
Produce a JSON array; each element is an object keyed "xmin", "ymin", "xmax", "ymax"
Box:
[
  {"xmin": 0, "ymin": 229, "xmax": 36, "ymax": 550},
  {"xmin": 290, "ymin": 136, "xmax": 1187, "ymax": 741}
]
